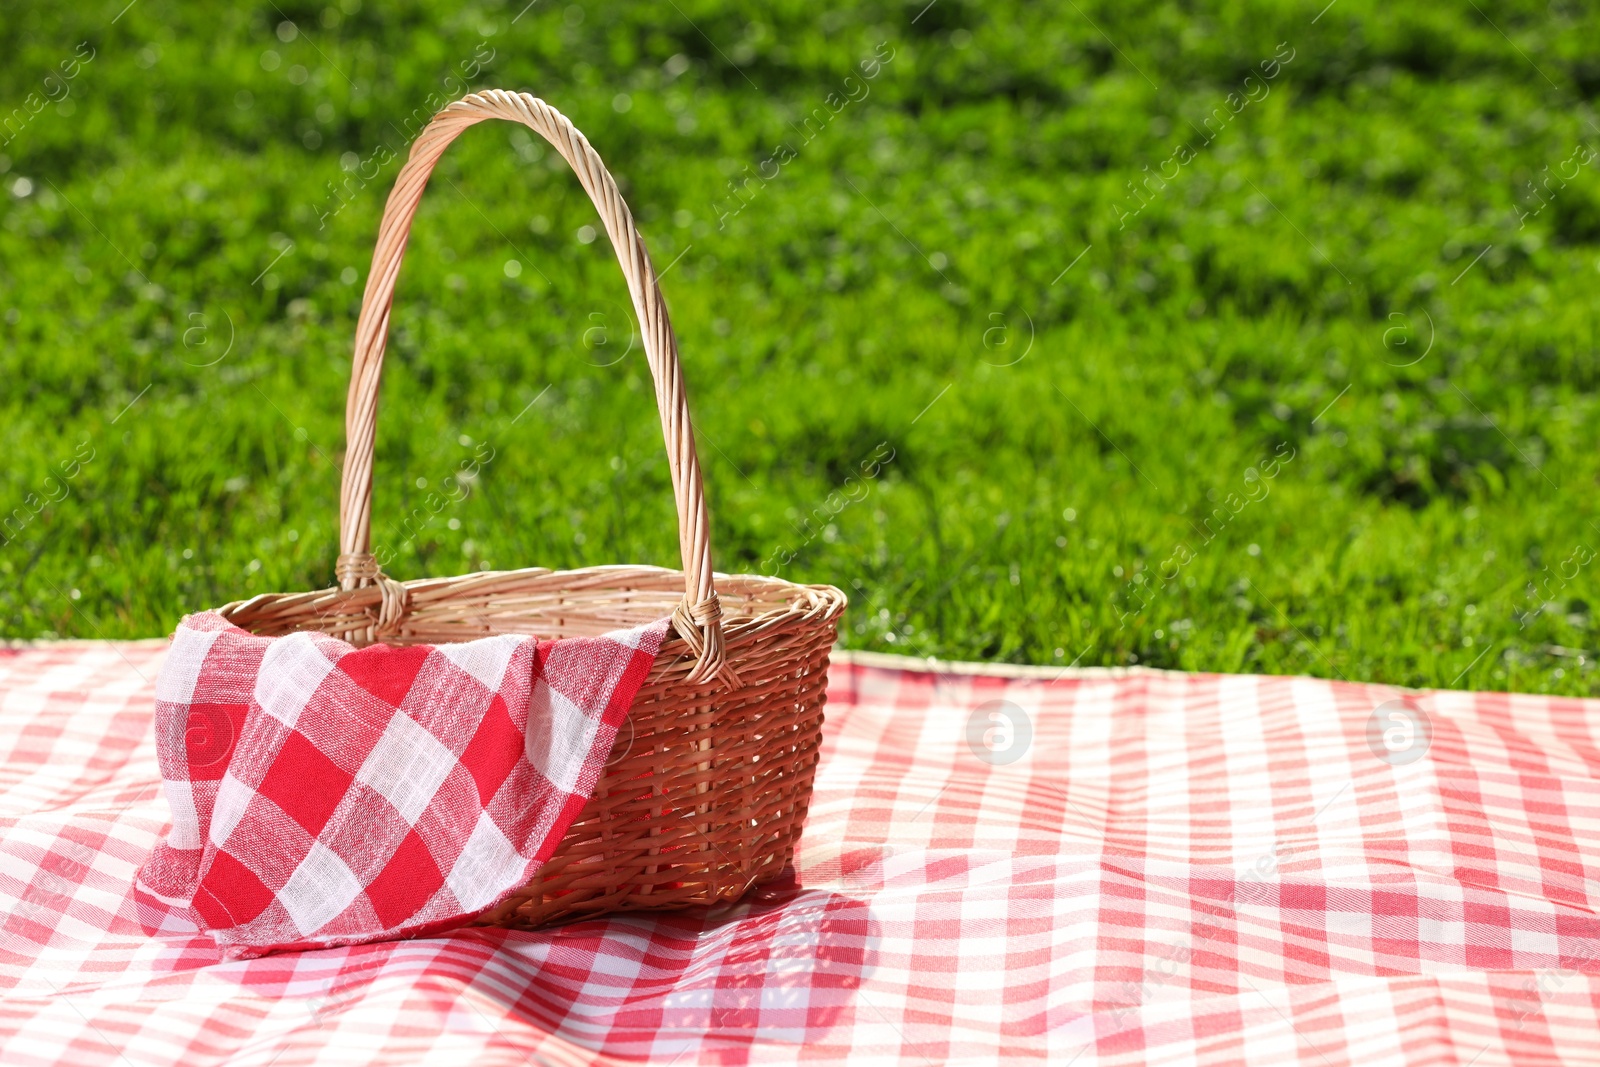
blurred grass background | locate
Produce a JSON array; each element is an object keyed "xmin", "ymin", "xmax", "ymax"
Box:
[{"xmin": 2, "ymin": 0, "xmax": 1599, "ymax": 693}]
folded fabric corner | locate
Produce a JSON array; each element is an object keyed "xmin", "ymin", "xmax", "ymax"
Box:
[{"xmin": 135, "ymin": 612, "xmax": 669, "ymax": 957}]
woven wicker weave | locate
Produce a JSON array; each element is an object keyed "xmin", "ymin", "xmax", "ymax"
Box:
[{"xmin": 216, "ymin": 90, "xmax": 846, "ymax": 928}]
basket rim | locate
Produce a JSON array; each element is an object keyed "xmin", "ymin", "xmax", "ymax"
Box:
[{"xmin": 214, "ymin": 564, "xmax": 846, "ymax": 645}]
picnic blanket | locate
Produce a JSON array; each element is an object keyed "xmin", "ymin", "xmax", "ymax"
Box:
[{"xmin": 3, "ymin": 640, "xmax": 1600, "ymax": 1065}]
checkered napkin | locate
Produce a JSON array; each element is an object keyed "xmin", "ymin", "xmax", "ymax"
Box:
[{"xmin": 134, "ymin": 611, "xmax": 667, "ymax": 958}]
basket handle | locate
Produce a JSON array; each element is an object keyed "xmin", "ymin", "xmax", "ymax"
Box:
[{"xmin": 337, "ymin": 90, "xmax": 730, "ymax": 684}]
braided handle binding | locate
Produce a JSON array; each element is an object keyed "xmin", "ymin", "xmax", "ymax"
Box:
[{"xmin": 337, "ymin": 90, "xmax": 730, "ymax": 684}]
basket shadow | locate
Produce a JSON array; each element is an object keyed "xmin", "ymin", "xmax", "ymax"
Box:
[{"xmin": 456, "ymin": 866, "xmax": 881, "ymax": 1053}]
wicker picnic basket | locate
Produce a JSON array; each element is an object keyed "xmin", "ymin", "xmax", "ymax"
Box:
[{"xmin": 216, "ymin": 90, "xmax": 846, "ymax": 928}]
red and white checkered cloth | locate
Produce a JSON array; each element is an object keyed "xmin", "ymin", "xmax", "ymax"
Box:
[
  {"xmin": 136, "ymin": 612, "xmax": 667, "ymax": 958},
  {"xmin": 4, "ymin": 641, "xmax": 1600, "ymax": 1065}
]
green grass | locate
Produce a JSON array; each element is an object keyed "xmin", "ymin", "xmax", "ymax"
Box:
[{"xmin": 3, "ymin": 0, "xmax": 1600, "ymax": 694}]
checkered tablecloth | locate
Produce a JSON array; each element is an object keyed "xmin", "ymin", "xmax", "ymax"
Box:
[{"xmin": 3, "ymin": 640, "xmax": 1599, "ymax": 1065}]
